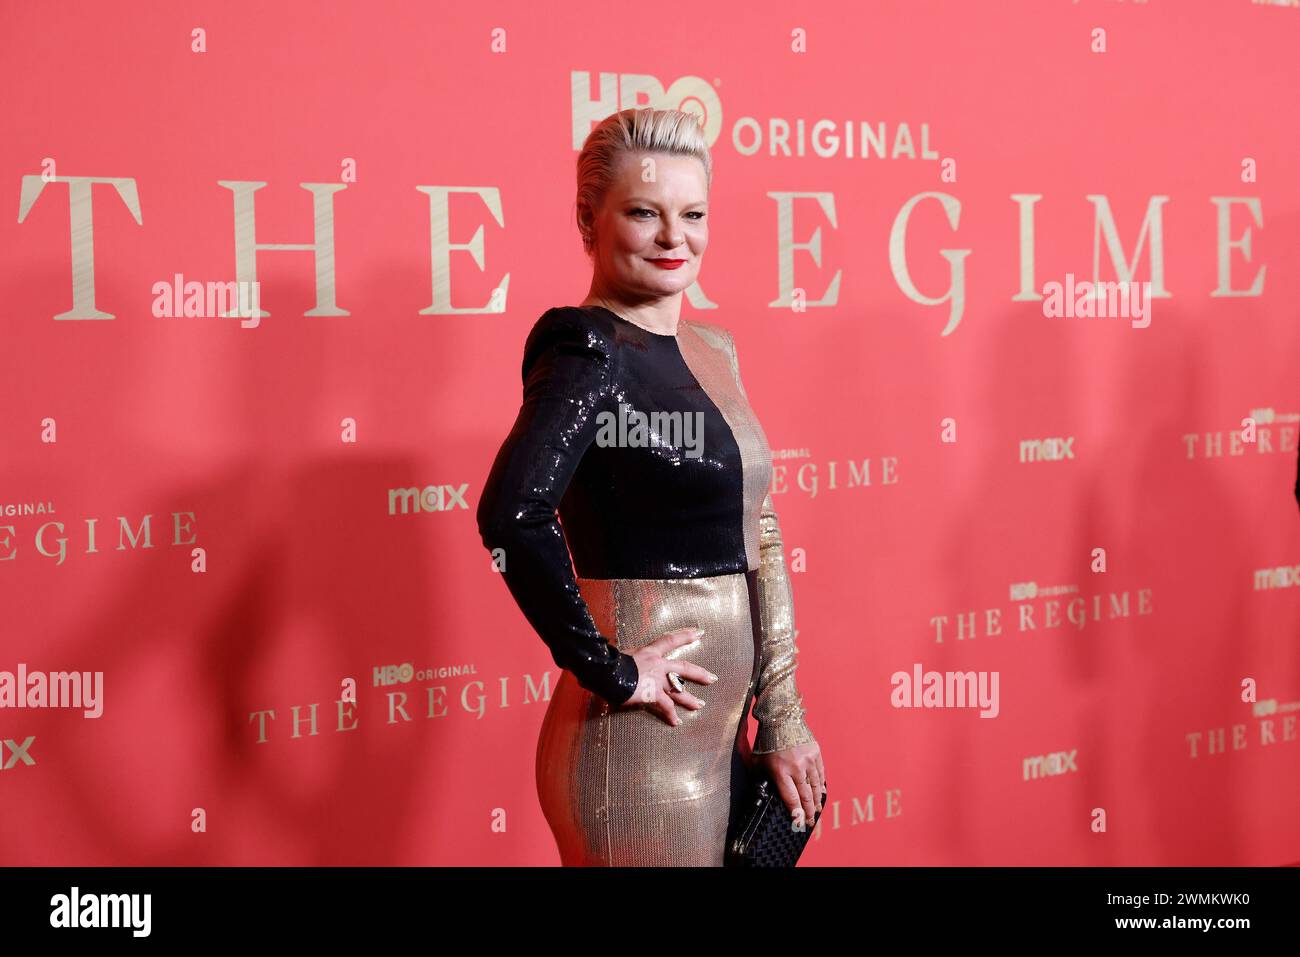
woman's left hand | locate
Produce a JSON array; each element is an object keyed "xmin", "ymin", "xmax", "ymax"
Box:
[{"xmin": 755, "ymin": 739, "xmax": 825, "ymax": 831}]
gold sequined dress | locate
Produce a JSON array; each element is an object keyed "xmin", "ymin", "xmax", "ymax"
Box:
[{"xmin": 477, "ymin": 304, "xmax": 816, "ymax": 866}]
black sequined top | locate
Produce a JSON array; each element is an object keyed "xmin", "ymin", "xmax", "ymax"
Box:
[{"xmin": 476, "ymin": 305, "xmax": 775, "ymax": 707}]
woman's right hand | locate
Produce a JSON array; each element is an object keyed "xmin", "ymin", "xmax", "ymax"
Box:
[{"xmin": 622, "ymin": 627, "xmax": 718, "ymax": 726}]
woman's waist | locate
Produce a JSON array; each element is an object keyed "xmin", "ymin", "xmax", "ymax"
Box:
[
  {"xmin": 575, "ymin": 568, "xmax": 748, "ymax": 585},
  {"xmin": 569, "ymin": 549, "xmax": 754, "ymax": 580},
  {"xmin": 575, "ymin": 571, "xmax": 754, "ymax": 655},
  {"xmin": 562, "ymin": 508, "xmax": 756, "ymax": 580}
]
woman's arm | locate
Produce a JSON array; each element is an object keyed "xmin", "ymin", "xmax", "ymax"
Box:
[
  {"xmin": 750, "ymin": 489, "xmax": 816, "ymax": 754},
  {"xmin": 475, "ymin": 308, "xmax": 640, "ymax": 707},
  {"xmin": 719, "ymin": 328, "xmax": 816, "ymax": 755}
]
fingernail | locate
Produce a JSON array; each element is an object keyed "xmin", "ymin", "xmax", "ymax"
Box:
[
  {"xmin": 708, "ymin": 671, "xmax": 718, "ymax": 681},
  {"xmin": 693, "ymin": 628, "xmax": 704, "ymax": 635}
]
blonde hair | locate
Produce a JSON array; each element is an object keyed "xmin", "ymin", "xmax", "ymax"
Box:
[{"xmin": 575, "ymin": 107, "xmax": 712, "ymax": 257}]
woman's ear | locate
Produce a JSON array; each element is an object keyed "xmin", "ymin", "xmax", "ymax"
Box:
[{"xmin": 576, "ymin": 201, "xmax": 594, "ymax": 248}]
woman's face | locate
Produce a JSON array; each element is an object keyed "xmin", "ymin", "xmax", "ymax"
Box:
[{"xmin": 588, "ymin": 150, "xmax": 708, "ymax": 300}]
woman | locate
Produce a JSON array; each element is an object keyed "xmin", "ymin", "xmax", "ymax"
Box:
[{"xmin": 476, "ymin": 107, "xmax": 825, "ymax": 866}]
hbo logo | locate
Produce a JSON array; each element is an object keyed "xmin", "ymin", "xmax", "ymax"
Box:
[{"xmin": 373, "ymin": 663, "xmax": 415, "ymax": 687}]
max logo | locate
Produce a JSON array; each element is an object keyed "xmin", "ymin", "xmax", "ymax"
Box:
[
  {"xmin": 1, "ymin": 736, "xmax": 36, "ymax": 770},
  {"xmin": 1023, "ymin": 749, "xmax": 1078, "ymax": 780},
  {"xmin": 387, "ymin": 484, "xmax": 469, "ymax": 515},
  {"xmin": 1019, "ymin": 437, "xmax": 1076, "ymax": 463}
]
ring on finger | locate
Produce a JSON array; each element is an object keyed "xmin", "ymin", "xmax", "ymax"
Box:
[{"xmin": 667, "ymin": 672, "xmax": 685, "ymax": 694}]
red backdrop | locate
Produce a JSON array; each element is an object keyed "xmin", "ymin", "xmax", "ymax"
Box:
[{"xmin": 2, "ymin": 0, "xmax": 1297, "ymax": 866}]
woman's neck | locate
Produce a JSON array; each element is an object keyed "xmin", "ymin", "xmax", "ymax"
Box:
[{"xmin": 579, "ymin": 293, "xmax": 681, "ymax": 337}]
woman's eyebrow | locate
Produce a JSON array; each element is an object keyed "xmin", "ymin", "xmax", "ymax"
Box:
[{"xmin": 624, "ymin": 197, "xmax": 708, "ymax": 208}]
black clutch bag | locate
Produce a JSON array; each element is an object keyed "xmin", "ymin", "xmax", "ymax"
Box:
[{"xmin": 725, "ymin": 765, "xmax": 827, "ymax": 868}]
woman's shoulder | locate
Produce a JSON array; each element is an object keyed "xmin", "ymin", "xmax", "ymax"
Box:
[
  {"xmin": 681, "ymin": 319, "xmax": 743, "ymax": 389},
  {"xmin": 680, "ymin": 318, "xmax": 737, "ymax": 364},
  {"xmin": 519, "ymin": 305, "xmax": 619, "ymax": 376},
  {"xmin": 528, "ymin": 304, "xmax": 619, "ymax": 345},
  {"xmin": 681, "ymin": 317, "xmax": 732, "ymax": 347}
]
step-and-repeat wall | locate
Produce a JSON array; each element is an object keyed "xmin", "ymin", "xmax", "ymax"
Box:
[{"xmin": 3, "ymin": 0, "xmax": 1298, "ymax": 865}]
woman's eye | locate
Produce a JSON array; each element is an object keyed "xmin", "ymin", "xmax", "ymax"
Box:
[{"xmin": 629, "ymin": 208, "xmax": 704, "ymax": 220}]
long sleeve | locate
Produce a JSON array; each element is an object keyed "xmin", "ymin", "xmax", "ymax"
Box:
[
  {"xmin": 475, "ymin": 310, "xmax": 641, "ymax": 707},
  {"xmin": 720, "ymin": 329, "xmax": 816, "ymax": 755},
  {"xmin": 750, "ymin": 489, "xmax": 816, "ymax": 753}
]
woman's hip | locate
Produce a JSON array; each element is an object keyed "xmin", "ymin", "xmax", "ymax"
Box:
[{"xmin": 535, "ymin": 571, "xmax": 757, "ymax": 865}]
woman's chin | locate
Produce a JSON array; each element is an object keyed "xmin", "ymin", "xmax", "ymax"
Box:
[{"xmin": 636, "ymin": 269, "xmax": 697, "ymax": 295}]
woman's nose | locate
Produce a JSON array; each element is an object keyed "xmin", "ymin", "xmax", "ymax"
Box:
[{"xmin": 658, "ymin": 225, "xmax": 684, "ymax": 247}]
